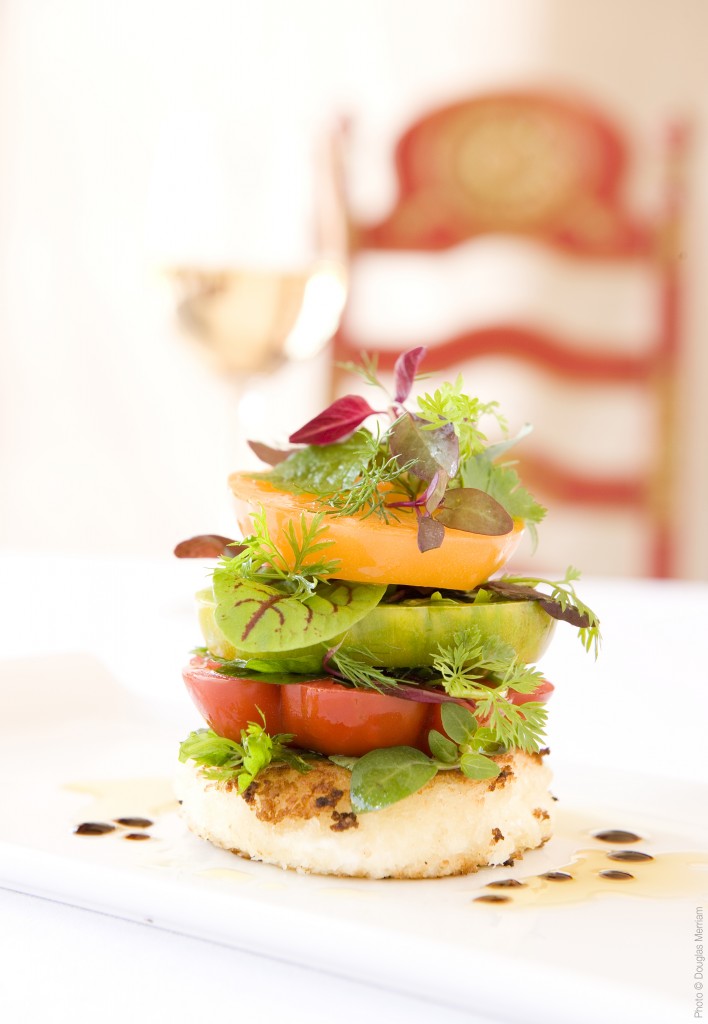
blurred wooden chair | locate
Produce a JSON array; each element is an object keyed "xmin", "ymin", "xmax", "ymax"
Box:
[{"xmin": 332, "ymin": 90, "xmax": 687, "ymax": 577}]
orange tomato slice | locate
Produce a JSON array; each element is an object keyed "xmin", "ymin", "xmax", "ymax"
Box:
[{"xmin": 229, "ymin": 472, "xmax": 523, "ymax": 590}]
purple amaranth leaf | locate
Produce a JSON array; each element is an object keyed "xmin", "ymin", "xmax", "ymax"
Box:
[
  {"xmin": 288, "ymin": 395, "xmax": 378, "ymax": 446},
  {"xmin": 482, "ymin": 580, "xmax": 591, "ymax": 628},
  {"xmin": 393, "ymin": 346, "xmax": 427, "ymax": 404},
  {"xmin": 247, "ymin": 440, "xmax": 293, "ymax": 466},
  {"xmin": 173, "ymin": 535, "xmax": 244, "ymax": 559},
  {"xmin": 388, "ymin": 413, "xmax": 459, "ymax": 482},
  {"xmin": 436, "ymin": 488, "xmax": 513, "ymax": 536},
  {"xmin": 423, "ymin": 469, "xmax": 448, "ymax": 515},
  {"xmin": 377, "ymin": 684, "xmax": 477, "ymax": 710},
  {"xmin": 417, "ymin": 515, "xmax": 445, "ymax": 552}
]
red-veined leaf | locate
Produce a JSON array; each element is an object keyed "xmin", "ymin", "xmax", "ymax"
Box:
[
  {"xmin": 393, "ymin": 346, "xmax": 427, "ymax": 403},
  {"xmin": 288, "ymin": 395, "xmax": 378, "ymax": 445},
  {"xmin": 435, "ymin": 488, "xmax": 513, "ymax": 536}
]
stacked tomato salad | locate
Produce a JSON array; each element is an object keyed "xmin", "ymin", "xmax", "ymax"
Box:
[{"xmin": 176, "ymin": 347, "xmax": 600, "ymax": 817}]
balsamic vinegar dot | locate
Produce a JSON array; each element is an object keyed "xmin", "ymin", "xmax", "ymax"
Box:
[
  {"xmin": 607, "ymin": 850, "xmax": 653, "ymax": 863},
  {"xmin": 541, "ymin": 871, "xmax": 573, "ymax": 881},
  {"xmin": 486, "ymin": 878, "xmax": 526, "ymax": 889},
  {"xmin": 124, "ymin": 832, "xmax": 151, "ymax": 841},
  {"xmin": 599, "ymin": 869, "xmax": 634, "ymax": 881},
  {"xmin": 74, "ymin": 822, "xmax": 115, "ymax": 836},
  {"xmin": 115, "ymin": 817, "xmax": 153, "ymax": 829},
  {"xmin": 593, "ymin": 829, "xmax": 642, "ymax": 844},
  {"xmin": 474, "ymin": 894, "xmax": 511, "ymax": 904}
]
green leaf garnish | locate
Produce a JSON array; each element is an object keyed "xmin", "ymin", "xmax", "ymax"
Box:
[
  {"xmin": 439, "ymin": 701, "xmax": 478, "ymax": 744},
  {"xmin": 212, "ymin": 573, "xmax": 386, "ymax": 655},
  {"xmin": 459, "ymin": 751, "xmax": 502, "ymax": 780},
  {"xmin": 179, "ymin": 723, "xmax": 311, "ymax": 793},
  {"xmin": 348, "ymin": 704, "xmax": 505, "ymax": 813},
  {"xmin": 261, "ymin": 435, "xmax": 368, "ymax": 495},
  {"xmin": 349, "ymin": 747, "xmax": 438, "ymax": 812},
  {"xmin": 427, "ymin": 729, "xmax": 459, "ymax": 764}
]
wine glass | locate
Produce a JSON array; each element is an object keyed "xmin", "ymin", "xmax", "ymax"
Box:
[{"xmin": 150, "ymin": 113, "xmax": 348, "ymax": 453}]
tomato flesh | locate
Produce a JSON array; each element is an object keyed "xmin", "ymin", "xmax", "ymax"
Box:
[
  {"xmin": 184, "ymin": 658, "xmax": 284, "ymax": 736},
  {"xmin": 281, "ymin": 678, "xmax": 427, "ymax": 756},
  {"xmin": 183, "ymin": 657, "xmax": 554, "ymax": 757}
]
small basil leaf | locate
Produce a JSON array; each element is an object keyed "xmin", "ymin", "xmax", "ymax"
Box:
[
  {"xmin": 436, "ymin": 488, "xmax": 513, "ymax": 536},
  {"xmin": 441, "ymin": 702, "xmax": 478, "ymax": 745},
  {"xmin": 459, "ymin": 752, "xmax": 501, "ymax": 780},
  {"xmin": 349, "ymin": 746, "xmax": 438, "ymax": 813},
  {"xmin": 427, "ymin": 730, "xmax": 459, "ymax": 765}
]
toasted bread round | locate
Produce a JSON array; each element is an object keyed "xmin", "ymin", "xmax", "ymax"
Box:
[{"xmin": 175, "ymin": 749, "xmax": 553, "ymax": 879}]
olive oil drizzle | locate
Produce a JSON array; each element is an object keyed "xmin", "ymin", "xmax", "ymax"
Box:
[{"xmin": 473, "ymin": 845, "xmax": 708, "ymax": 906}]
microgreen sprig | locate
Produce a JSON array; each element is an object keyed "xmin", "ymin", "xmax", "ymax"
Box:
[
  {"xmin": 221, "ymin": 509, "xmax": 340, "ymax": 598},
  {"xmin": 179, "ymin": 721, "xmax": 311, "ymax": 793},
  {"xmin": 486, "ymin": 566, "xmax": 601, "ymax": 657},
  {"xmin": 431, "ymin": 627, "xmax": 548, "ymax": 753},
  {"xmin": 270, "ymin": 346, "xmax": 534, "ymax": 554}
]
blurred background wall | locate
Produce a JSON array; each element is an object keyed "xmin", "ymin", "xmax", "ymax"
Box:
[{"xmin": 0, "ymin": 0, "xmax": 706, "ymax": 578}]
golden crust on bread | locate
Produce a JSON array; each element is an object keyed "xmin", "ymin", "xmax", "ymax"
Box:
[
  {"xmin": 175, "ymin": 749, "xmax": 554, "ymax": 879},
  {"xmin": 240, "ymin": 760, "xmax": 355, "ymax": 828}
]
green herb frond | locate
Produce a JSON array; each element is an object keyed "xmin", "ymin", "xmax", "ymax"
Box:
[
  {"xmin": 499, "ymin": 566, "xmax": 601, "ymax": 658},
  {"xmin": 219, "ymin": 508, "xmax": 340, "ymax": 598},
  {"xmin": 329, "ymin": 646, "xmax": 410, "ymax": 693},
  {"xmin": 432, "ymin": 627, "xmax": 547, "ymax": 753},
  {"xmin": 178, "ymin": 722, "xmax": 311, "ymax": 793},
  {"xmin": 322, "ymin": 429, "xmax": 413, "ymax": 522},
  {"xmin": 335, "ymin": 353, "xmax": 386, "ymax": 392},
  {"xmin": 416, "ymin": 376, "xmax": 508, "ymax": 464}
]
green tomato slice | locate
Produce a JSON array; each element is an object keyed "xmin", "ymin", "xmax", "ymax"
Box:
[
  {"xmin": 197, "ymin": 588, "xmax": 555, "ymax": 669},
  {"xmin": 338, "ymin": 598, "xmax": 556, "ymax": 667}
]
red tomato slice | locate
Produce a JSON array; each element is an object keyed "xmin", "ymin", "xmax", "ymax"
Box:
[
  {"xmin": 280, "ymin": 678, "xmax": 427, "ymax": 756},
  {"xmin": 182, "ymin": 657, "xmax": 554, "ymax": 758},
  {"xmin": 183, "ymin": 656, "xmax": 426, "ymax": 756},
  {"xmin": 184, "ymin": 657, "xmax": 284, "ymax": 736}
]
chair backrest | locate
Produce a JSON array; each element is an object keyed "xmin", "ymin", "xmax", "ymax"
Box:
[{"xmin": 332, "ymin": 90, "xmax": 687, "ymax": 577}]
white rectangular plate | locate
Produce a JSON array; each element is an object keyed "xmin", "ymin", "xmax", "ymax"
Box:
[{"xmin": 1, "ymin": 650, "xmax": 706, "ymax": 1024}]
